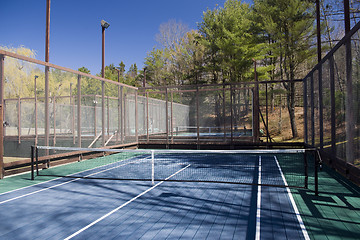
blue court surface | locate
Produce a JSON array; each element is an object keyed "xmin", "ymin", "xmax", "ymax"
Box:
[{"xmin": 0, "ymin": 153, "xmax": 309, "ymax": 240}]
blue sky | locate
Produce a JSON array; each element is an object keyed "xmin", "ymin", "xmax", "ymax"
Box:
[{"xmin": 1, "ymin": 0, "xmax": 256, "ymax": 75}]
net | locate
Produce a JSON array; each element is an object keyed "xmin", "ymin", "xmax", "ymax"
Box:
[{"xmin": 31, "ymin": 146, "xmax": 317, "ymax": 189}]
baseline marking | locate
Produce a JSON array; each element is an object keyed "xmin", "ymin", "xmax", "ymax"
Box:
[
  {"xmin": 64, "ymin": 164, "xmax": 191, "ymax": 240},
  {"xmin": 274, "ymin": 156, "xmax": 310, "ymax": 240}
]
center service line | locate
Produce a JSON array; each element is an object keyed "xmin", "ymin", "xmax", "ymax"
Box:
[{"xmin": 255, "ymin": 156, "xmax": 262, "ymax": 240}]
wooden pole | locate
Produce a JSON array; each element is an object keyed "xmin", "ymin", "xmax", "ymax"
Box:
[
  {"xmin": 35, "ymin": 76, "xmax": 38, "ymax": 146},
  {"xmin": 165, "ymin": 88, "xmax": 169, "ymax": 146},
  {"xmin": 102, "ymin": 81, "xmax": 105, "ymax": 146},
  {"xmin": 253, "ymin": 60, "xmax": 260, "ymax": 142},
  {"xmin": 44, "ymin": 0, "xmax": 50, "ymax": 153},
  {"xmin": 171, "ymin": 91, "xmax": 173, "ymax": 143},
  {"xmin": 316, "ymin": 0, "xmax": 322, "ymax": 63},
  {"xmin": 344, "ymin": 0, "xmax": 354, "ymax": 163},
  {"xmin": 0, "ymin": 54, "xmax": 4, "ymax": 179},
  {"xmin": 330, "ymin": 56, "xmax": 336, "ymax": 156},
  {"xmin": 223, "ymin": 84, "xmax": 226, "ymax": 142},
  {"xmin": 53, "ymin": 95, "xmax": 56, "ymax": 145},
  {"xmin": 18, "ymin": 97, "xmax": 21, "ymax": 144},
  {"xmin": 135, "ymin": 91, "xmax": 138, "ymax": 142},
  {"xmin": 120, "ymin": 87, "xmax": 124, "ymax": 144},
  {"xmin": 230, "ymin": 85, "xmax": 233, "ymax": 144},
  {"xmin": 70, "ymin": 83, "xmax": 75, "ymax": 145},
  {"xmin": 77, "ymin": 75, "xmax": 82, "ymax": 148},
  {"xmin": 146, "ymin": 92, "xmax": 149, "ymax": 143},
  {"xmin": 196, "ymin": 86, "xmax": 200, "ymax": 146}
]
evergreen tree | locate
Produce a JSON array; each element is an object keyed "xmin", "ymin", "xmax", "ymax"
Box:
[{"xmin": 254, "ymin": 0, "xmax": 317, "ymax": 138}]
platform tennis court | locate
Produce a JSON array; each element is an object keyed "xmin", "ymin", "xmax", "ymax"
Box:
[
  {"xmin": 1, "ymin": 148, "xmax": 360, "ymax": 239},
  {"xmin": 0, "ymin": 148, "xmax": 315, "ymax": 240}
]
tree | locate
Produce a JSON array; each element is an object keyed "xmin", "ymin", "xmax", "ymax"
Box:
[
  {"xmin": 144, "ymin": 48, "xmax": 171, "ymax": 86},
  {"xmin": 78, "ymin": 67, "xmax": 90, "ymax": 74},
  {"xmin": 199, "ymin": 0, "xmax": 267, "ymax": 84},
  {"xmin": 1, "ymin": 46, "xmax": 37, "ymax": 98},
  {"xmin": 155, "ymin": 19, "xmax": 189, "ymax": 51},
  {"xmin": 254, "ymin": 0, "xmax": 317, "ymax": 138}
]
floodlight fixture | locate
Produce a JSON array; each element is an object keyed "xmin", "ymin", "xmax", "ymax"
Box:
[{"xmin": 101, "ymin": 20, "xmax": 110, "ymax": 29}]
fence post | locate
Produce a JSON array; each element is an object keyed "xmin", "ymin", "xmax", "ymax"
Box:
[
  {"xmin": 102, "ymin": 80, "xmax": 105, "ymax": 147},
  {"xmin": 230, "ymin": 85, "xmax": 233, "ymax": 144},
  {"xmin": 146, "ymin": 92, "xmax": 149, "ymax": 143},
  {"xmin": 253, "ymin": 60, "xmax": 260, "ymax": 142},
  {"xmin": 53, "ymin": 95, "xmax": 56, "ymax": 145},
  {"xmin": 344, "ymin": 1, "xmax": 354, "ymax": 163},
  {"xmin": 329, "ymin": 56, "xmax": 336, "ymax": 156},
  {"xmin": 135, "ymin": 91, "xmax": 138, "ymax": 142},
  {"xmin": 35, "ymin": 77, "xmax": 38, "ymax": 146},
  {"xmin": 310, "ymin": 74, "xmax": 315, "ymax": 146},
  {"xmin": 196, "ymin": 86, "xmax": 200, "ymax": 147},
  {"xmin": 303, "ymin": 78, "xmax": 308, "ymax": 144},
  {"xmin": 0, "ymin": 55, "xmax": 4, "ymax": 179},
  {"xmin": 165, "ymin": 88, "xmax": 169, "ymax": 146},
  {"xmin": 117, "ymin": 85, "xmax": 121, "ymax": 142},
  {"xmin": 170, "ymin": 91, "xmax": 173, "ymax": 143},
  {"xmin": 70, "ymin": 83, "xmax": 75, "ymax": 145},
  {"xmin": 77, "ymin": 75, "xmax": 82, "ymax": 148},
  {"xmin": 121, "ymin": 87, "xmax": 124, "ymax": 144},
  {"xmin": 318, "ymin": 66, "xmax": 323, "ymax": 149},
  {"xmin": 45, "ymin": 65, "xmax": 50, "ymax": 154},
  {"xmin": 223, "ymin": 84, "xmax": 226, "ymax": 142},
  {"xmin": 18, "ymin": 97, "xmax": 21, "ymax": 144}
]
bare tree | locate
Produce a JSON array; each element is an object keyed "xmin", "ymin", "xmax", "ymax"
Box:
[{"xmin": 155, "ymin": 19, "xmax": 190, "ymax": 51}]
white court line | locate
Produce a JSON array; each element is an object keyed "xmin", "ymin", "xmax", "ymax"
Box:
[
  {"xmin": 0, "ymin": 156, "xmax": 151, "ymax": 205},
  {"xmin": 255, "ymin": 156, "xmax": 262, "ymax": 240},
  {"xmin": 64, "ymin": 164, "xmax": 192, "ymax": 240},
  {"xmin": 274, "ymin": 156, "xmax": 310, "ymax": 240},
  {"xmin": 0, "ymin": 154, "xmax": 149, "ymax": 197}
]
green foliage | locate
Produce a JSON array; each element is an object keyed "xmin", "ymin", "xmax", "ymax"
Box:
[
  {"xmin": 1, "ymin": 46, "xmax": 37, "ymax": 98},
  {"xmin": 199, "ymin": 0, "xmax": 267, "ymax": 83}
]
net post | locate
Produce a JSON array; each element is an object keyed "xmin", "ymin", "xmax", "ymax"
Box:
[
  {"xmin": 314, "ymin": 150, "xmax": 319, "ymax": 196},
  {"xmin": 151, "ymin": 150, "xmax": 155, "ymax": 185},
  {"xmin": 35, "ymin": 146, "xmax": 39, "ymax": 176},
  {"xmin": 304, "ymin": 150, "xmax": 308, "ymax": 189},
  {"xmin": 31, "ymin": 146, "xmax": 34, "ymax": 180}
]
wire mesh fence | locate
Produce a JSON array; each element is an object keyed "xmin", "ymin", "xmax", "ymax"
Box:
[
  {"xmin": 2, "ymin": 20, "xmax": 360, "ymax": 182},
  {"xmin": 303, "ymin": 20, "xmax": 360, "ymax": 169}
]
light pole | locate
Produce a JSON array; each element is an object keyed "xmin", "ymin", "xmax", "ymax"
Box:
[
  {"xmin": 101, "ymin": 19, "xmax": 110, "ymax": 146},
  {"xmin": 101, "ymin": 20, "xmax": 110, "ymax": 78},
  {"xmin": 115, "ymin": 67, "xmax": 121, "ymax": 83},
  {"xmin": 45, "ymin": 0, "xmax": 51, "ymax": 154},
  {"xmin": 143, "ymin": 67, "xmax": 147, "ymax": 88}
]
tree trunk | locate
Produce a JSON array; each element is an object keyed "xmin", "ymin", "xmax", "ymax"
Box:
[{"xmin": 286, "ymin": 80, "xmax": 298, "ymax": 138}]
